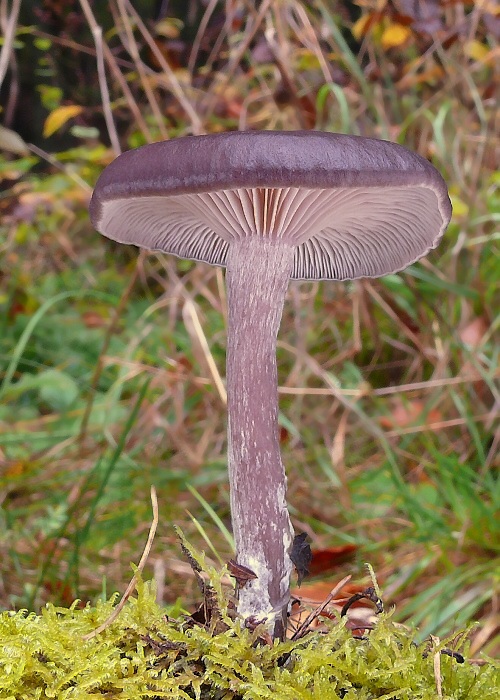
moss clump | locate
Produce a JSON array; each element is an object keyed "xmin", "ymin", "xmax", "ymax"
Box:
[{"xmin": 0, "ymin": 574, "xmax": 498, "ymax": 700}]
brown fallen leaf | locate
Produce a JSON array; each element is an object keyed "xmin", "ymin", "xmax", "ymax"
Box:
[
  {"xmin": 459, "ymin": 317, "xmax": 489, "ymax": 348},
  {"xmin": 379, "ymin": 399, "xmax": 442, "ymax": 429},
  {"xmin": 308, "ymin": 544, "xmax": 357, "ymax": 577}
]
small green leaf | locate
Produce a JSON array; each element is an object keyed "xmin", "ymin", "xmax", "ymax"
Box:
[
  {"xmin": 37, "ymin": 369, "xmax": 79, "ymax": 411},
  {"xmin": 34, "ymin": 37, "xmax": 52, "ymax": 51}
]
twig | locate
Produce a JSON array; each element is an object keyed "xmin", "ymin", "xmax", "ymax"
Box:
[
  {"xmin": 277, "ymin": 371, "xmax": 499, "ymax": 398},
  {"xmin": 291, "ymin": 575, "xmax": 351, "ymax": 640},
  {"xmin": 432, "ymin": 636, "xmax": 443, "ymax": 699},
  {"xmin": 188, "ymin": 0, "xmax": 219, "ymax": 76},
  {"xmin": 0, "ymin": 0, "xmax": 21, "ymax": 89},
  {"xmin": 35, "ymin": 24, "xmax": 152, "ymax": 141},
  {"xmin": 202, "ymin": 0, "xmax": 273, "ymax": 120},
  {"xmin": 183, "ymin": 298, "xmax": 227, "ymax": 405},
  {"xmin": 116, "ymin": 0, "xmax": 169, "ymax": 139},
  {"xmin": 287, "ymin": 1, "xmax": 332, "ymax": 84},
  {"xmin": 78, "ymin": 0, "xmax": 121, "ymax": 155},
  {"xmin": 123, "ymin": 0, "xmax": 203, "ymax": 135},
  {"xmin": 340, "ymin": 587, "xmax": 384, "ymax": 617},
  {"xmin": 82, "ymin": 486, "xmax": 159, "ymax": 641},
  {"xmin": 27, "ymin": 143, "xmax": 93, "ymax": 193}
]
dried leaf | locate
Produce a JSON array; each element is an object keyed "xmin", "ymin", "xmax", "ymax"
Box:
[
  {"xmin": 397, "ymin": 65, "xmax": 444, "ymax": 89},
  {"xmin": 379, "ymin": 400, "xmax": 442, "ymax": 429},
  {"xmin": 352, "ymin": 15, "xmax": 373, "ymax": 41},
  {"xmin": 0, "ymin": 125, "xmax": 29, "ymax": 155},
  {"xmin": 395, "ymin": 0, "xmax": 443, "ymax": 34},
  {"xmin": 227, "ymin": 560, "xmax": 258, "ymax": 587},
  {"xmin": 308, "ymin": 544, "xmax": 357, "ymax": 577},
  {"xmin": 43, "ymin": 105, "xmax": 83, "ymax": 138},
  {"xmin": 459, "ymin": 317, "xmax": 489, "ymax": 348},
  {"xmin": 4, "ymin": 460, "xmax": 25, "ymax": 477},
  {"xmin": 464, "ymin": 40, "xmax": 490, "ymax": 63},
  {"xmin": 154, "ymin": 17, "xmax": 182, "ymax": 39},
  {"xmin": 381, "ymin": 23, "xmax": 412, "ymax": 50},
  {"xmin": 291, "ymin": 581, "xmax": 367, "ymax": 614},
  {"xmin": 290, "ymin": 533, "xmax": 312, "ymax": 586},
  {"xmin": 82, "ymin": 311, "xmax": 108, "ymax": 329}
]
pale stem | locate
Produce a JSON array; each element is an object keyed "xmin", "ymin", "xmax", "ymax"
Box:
[{"xmin": 225, "ymin": 236, "xmax": 295, "ymax": 640}]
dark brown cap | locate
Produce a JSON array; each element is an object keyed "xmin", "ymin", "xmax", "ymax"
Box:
[{"xmin": 90, "ymin": 131, "xmax": 452, "ymax": 280}]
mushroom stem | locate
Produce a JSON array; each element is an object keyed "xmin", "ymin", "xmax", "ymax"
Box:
[{"xmin": 226, "ymin": 236, "xmax": 295, "ymax": 640}]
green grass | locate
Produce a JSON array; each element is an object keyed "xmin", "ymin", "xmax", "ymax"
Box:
[{"xmin": 0, "ymin": 0, "xmax": 498, "ymax": 664}]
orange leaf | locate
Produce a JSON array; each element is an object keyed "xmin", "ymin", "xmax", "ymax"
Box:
[
  {"xmin": 4, "ymin": 460, "xmax": 25, "ymax": 477},
  {"xmin": 292, "ymin": 580, "xmax": 366, "ymax": 606}
]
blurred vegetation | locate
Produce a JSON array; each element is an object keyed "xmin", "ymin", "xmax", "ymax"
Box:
[{"xmin": 0, "ymin": 0, "xmax": 498, "ymax": 664}]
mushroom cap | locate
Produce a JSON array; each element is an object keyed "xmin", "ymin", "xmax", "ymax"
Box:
[{"xmin": 90, "ymin": 131, "xmax": 451, "ymax": 280}]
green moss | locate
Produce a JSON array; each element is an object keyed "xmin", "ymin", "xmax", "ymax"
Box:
[{"xmin": 0, "ymin": 573, "xmax": 498, "ymax": 700}]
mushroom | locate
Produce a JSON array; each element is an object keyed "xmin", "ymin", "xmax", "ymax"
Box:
[{"xmin": 89, "ymin": 130, "xmax": 451, "ymax": 639}]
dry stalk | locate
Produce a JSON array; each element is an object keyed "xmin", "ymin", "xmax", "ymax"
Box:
[
  {"xmin": 432, "ymin": 635, "xmax": 443, "ymax": 698},
  {"xmin": 78, "ymin": 0, "xmax": 121, "ymax": 155},
  {"xmin": 123, "ymin": 0, "xmax": 203, "ymax": 134},
  {"xmin": 202, "ymin": 0, "xmax": 274, "ymax": 120},
  {"xmin": 291, "ymin": 575, "xmax": 352, "ymax": 640},
  {"xmin": 182, "ymin": 298, "xmax": 227, "ymax": 406},
  {"xmin": 82, "ymin": 486, "xmax": 159, "ymax": 641},
  {"xmin": 0, "ymin": 0, "xmax": 21, "ymax": 89},
  {"xmin": 188, "ymin": 0, "xmax": 220, "ymax": 76},
  {"xmin": 115, "ymin": 0, "xmax": 169, "ymax": 139}
]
